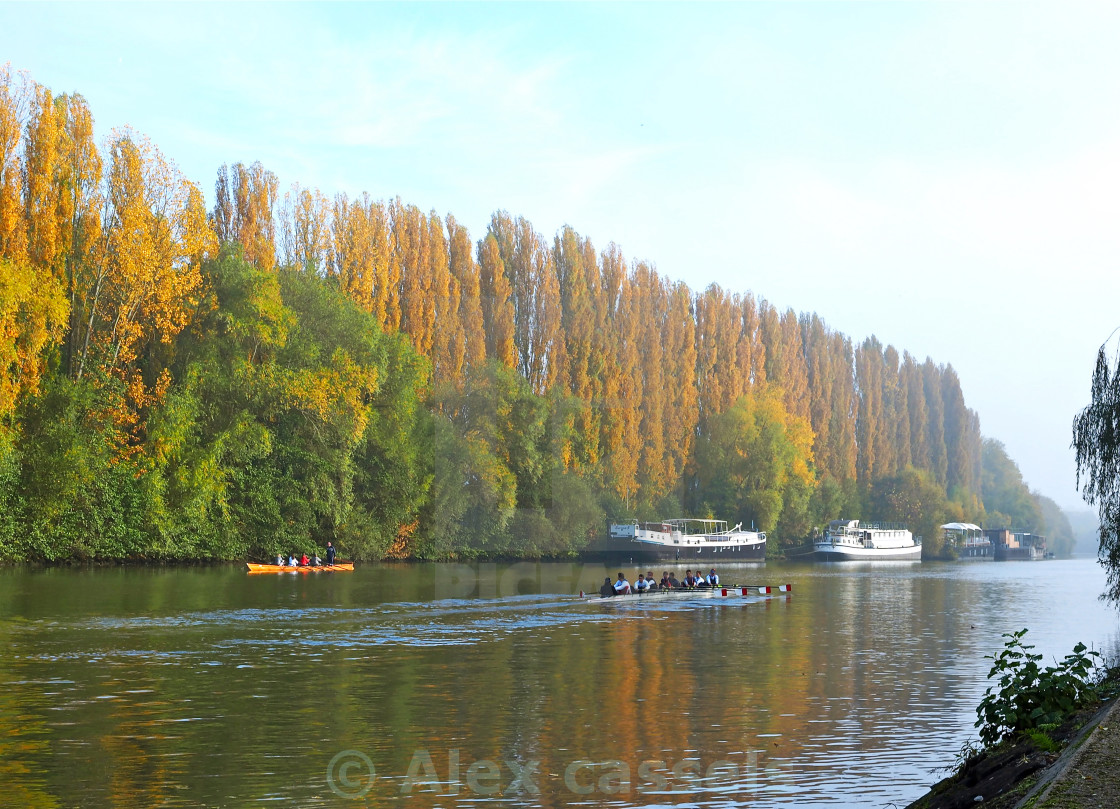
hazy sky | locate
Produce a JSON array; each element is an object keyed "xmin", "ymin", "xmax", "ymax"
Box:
[{"xmin": 3, "ymin": 2, "xmax": 1119, "ymax": 511}]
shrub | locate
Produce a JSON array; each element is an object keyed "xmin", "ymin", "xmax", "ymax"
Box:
[{"xmin": 975, "ymin": 629, "xmax": 1101, "ymax": 747}]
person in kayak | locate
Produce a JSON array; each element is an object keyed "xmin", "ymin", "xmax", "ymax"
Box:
[
  {"xmin": 325, "ymin": 542, "xmax": 336, "ymax": 566},
  {"xmin": 599, "ymin": 577, "xmax": 615, "ymax": 598},
  {"xmin": 613, "ymin": 572, "xmax": 632, "ymax": 595}
]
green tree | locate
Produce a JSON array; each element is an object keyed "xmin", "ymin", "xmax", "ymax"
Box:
[
  {"xmin": 869, "ymin": 466, "xmax": 958, "ymax": 559},
  {"xmin": 688, "ymin": 384, "xmax": 816, "ymax": 547},
  {"xmin": 981, "ymin": 438, "xmax": 1042, "ymax": 531},
  {"xmin": 1037, "ymin": 495, "xmax": 1075, "ymax": 559}
]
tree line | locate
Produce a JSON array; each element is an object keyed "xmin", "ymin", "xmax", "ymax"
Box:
[{"xmin": 0, "ymin": 66, "xmax": 1067, "ymax": 562}]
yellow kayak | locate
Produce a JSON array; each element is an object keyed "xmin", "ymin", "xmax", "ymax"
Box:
[{"xmin": 246, "ymin": 562, "xmax": 354, "ymax": 574}]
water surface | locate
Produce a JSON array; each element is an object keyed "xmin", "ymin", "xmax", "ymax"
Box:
[{"xmin": 1, "ymin": 557, "xmax": 1117, "ymax": 808}]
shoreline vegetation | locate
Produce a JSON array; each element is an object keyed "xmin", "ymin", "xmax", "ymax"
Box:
[
  {"xmin": 906, "ymin": 630, "xmax": 1119, "ymax": 809},
  {"xmin": 0, "ymin": 65, "xmax": 1078, "ymax": 565}
]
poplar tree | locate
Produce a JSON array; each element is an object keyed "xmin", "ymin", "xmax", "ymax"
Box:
[
  {"xmin": 427, "ymin": 210, "xmax": 464, "ymax": 383},
  {"xmin": 446, "ymin": 214, "xmax": 485, "ymax": 372},
  {"xmin": 22, "ymin": 84, "xmax": 62, "ymax": 275},
  {"xmin": 213, "ymin": 162, "xmax": 277, "ymax": 270},
  {"xmin": 884, "ymin": 345, "xmax": 909, "ymax": 473},
  {"xmin": 663, "ymin": 282, "xmax": 699, "ymax": 488},
  {"xmin": 922, "ymin": 359, "xmax": 948, "ymax": 487},
  {"xmin": 0, "ymin": 65, "xmax": 27, "ymax": 262},
  {"xmin": 855, "ymin": 336, "xmax": 885, "ymax": 490},
  {"xmin": 633, "ymin": 262, "xmax": 669, "ymax": 497},
  {"xmin": 553, "ymin": 225, "xmax": 601, "ymax": 468},
  {"xmin": 56, "ymin": 93, "xmax": 102, "ymax": 378},
  {"xmin": 477, "ymin": 233, "xmax": 515, "ymax": 370},
  {"xmin": 279, "ymin": 184, "xmax": 331, "ymax": 273},
  {"xmin": 903, "ymin": 353, "xmax": 930, "ymax": 471}
]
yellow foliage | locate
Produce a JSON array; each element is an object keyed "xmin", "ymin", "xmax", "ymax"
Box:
[
  {"xmin": 0, "ymin": 64, "xmax": 28, "ymax": 263},
  {"xmin": 91, "ymin": 131, "xmax": 215, "ymax": 370},
  {"xmin": 0, "ymin": 258, "xmax": 68, "ymax": 415}
]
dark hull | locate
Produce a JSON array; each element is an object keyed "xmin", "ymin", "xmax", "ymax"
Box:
[
  {"xmin": 994, "ymin": 546, "xmax": 1044, "ymax": 561},
  {"xmin": 583, "ymin": 536, "xmax": 766, "ymax": 563}
]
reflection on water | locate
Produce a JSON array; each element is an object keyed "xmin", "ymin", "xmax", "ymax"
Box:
[{"xmin": 0, "ymin": 558, "xmax": 1117, "ymax": 807}]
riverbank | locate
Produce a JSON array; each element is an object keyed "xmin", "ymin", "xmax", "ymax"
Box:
[{"xmin": 906, "ymin": 669, "xmax": 1120, "ymax": 809}]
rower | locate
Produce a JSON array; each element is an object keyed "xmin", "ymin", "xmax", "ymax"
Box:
[
  {"xmin": 660, "ymin": 571, "xmax": 672, "ymax": 588},
  {"xmin": 668, "ymin": 572, "xmax": 680, "ymax": 588},
  {"xmin": 311, "ymin": 553, "xmax": 322, "ymax": 567},
  {"xmin": 599, "ymin": 577, "xmax": 615, "ymax": 598},
  {"xmin": 707, "ymin": 568, "xmax": 719, "ymax": 586},
  {"xmin": 635, "ymin": 574, "xmax": 649, "ymax": 593},
  {"xmin": 684, "ymin": 569, "xmax": 695, "ymax": 588},
  {"xmin": 646, "ymin": 571, "xmax": 657, "ymax": 590},
  {"xmin": 288, "ymin": 553, "xmax": 297, "ymax": 566},
  {"xmin": 325, "ymin": 541, "xmax": 336, "ymax": 566},
  {"xmin": 300, "ymin": 552, "xmax": 310, "ymax": 567},
  {"xmin": 613, "ymin": 572, "xmax": 632, "ymax": 595},
  {"xmin": 274, "ymin": 554, "xmax": 283, "ymax": 566}
]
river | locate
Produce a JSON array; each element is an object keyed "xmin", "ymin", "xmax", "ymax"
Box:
[{"xmin": 0, "ymin": 557, "xmax": 1117, "ymax": 808}]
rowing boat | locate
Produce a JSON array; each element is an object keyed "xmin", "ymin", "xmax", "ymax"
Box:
[
  {"xmin": 586, "ymin": 583, "xmax": 791, "ymax": 598},
  {"xmin": 246, "ymin": 562, "xmax": 354, "ymax": 574}
]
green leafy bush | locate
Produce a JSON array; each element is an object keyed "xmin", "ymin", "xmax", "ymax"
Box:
[{"xmin": 975, "ymin": 629, "xmax": 1101, "ymax": 747}]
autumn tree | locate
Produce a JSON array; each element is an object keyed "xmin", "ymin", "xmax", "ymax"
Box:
[
  {"xmin": 446, "ymin": 214, "xmax": 485, "ymax": 372},
  {"xmin": 212, "ymin": 161, "xmax": 278, "ymax": 269},
  {"xmin": 0, "ymin": 257, "xmax": 67, "ymax": 417},
  {"xmin": 279, "ymin": 184, "xmax": 331, "ymax": 273},
  {"xmin": 600, "ymin": 245, "xmax": 642, "ymax": 505},
  {"xmin": 477, "ymin": 232, "xmax": 515, "ymax": 369},
  {"xmin": 922, "ymin": 358, "xmax": 949, "ymax": 487},
  {"xmin": 425, "ymin": 210, "xmax": 465, "ymax": 383},
  {"xmin": 694, "ymin": 285, "xmax": 731, "ymax": 422},
  {"xmin": 74, "ymin": 130, "xmax": 216, "ymax": 446},
  {"xmin": 393, "ymin": 200, "xmax": 434, "ymax": 359},
  {"xmin": 0, "ymin": 65, "xmax": 27, "ymax": 262},
  {"xmin": 55, "ymin": 93, "xmax": 103, "ymax": 378},
  {"xmin": 488, "ymin": 212, "xmax": 562, "ymax": 393},
  {"xmin": 662, "ymin": 281, "xmax": 699, "ymax": 488},
  {"xmin": 553, "ymin": 225, "xmax": 602, "ymax": 468}
]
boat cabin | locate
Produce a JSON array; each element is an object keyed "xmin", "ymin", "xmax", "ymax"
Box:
[{"xmin": 942, "ymin": 522, "xmax": 989, "ymax": 557}]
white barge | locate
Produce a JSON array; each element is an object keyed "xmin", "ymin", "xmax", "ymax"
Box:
[
  {"xmin": 591, "ymin": 519, "xmax": 767, "ymax": 563},
  {"xmin": 814, "ymin": 519, "xmax": 922, "ymax": 561}
]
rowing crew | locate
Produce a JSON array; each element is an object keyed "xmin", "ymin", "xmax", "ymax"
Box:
[
  {"xmin": 272, "ymin": 542, "xmax": 338, "ymax": 568},
  {"xmin": 600, "ymin": 568, "xmax": 721, "ymax": 596}
]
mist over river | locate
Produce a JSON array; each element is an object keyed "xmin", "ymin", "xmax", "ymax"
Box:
[{"xmin": 1, "ymin": 557, "xmax": 1117, "ymax": 808}]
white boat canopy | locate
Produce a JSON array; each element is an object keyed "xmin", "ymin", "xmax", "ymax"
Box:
[{"xmin": 941, "ymin": 522, "xmax": 982, "ymax": 531}]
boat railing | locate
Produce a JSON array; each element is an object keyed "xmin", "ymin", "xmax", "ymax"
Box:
[{"xmin": 857, "ymin": 521, "xmax": 909, "ymax": 531}]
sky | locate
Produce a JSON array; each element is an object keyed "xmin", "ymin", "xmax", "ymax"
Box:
[{"xmin": 3, "ymin": 2, "xmax": 1119, "ymax": 511}]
